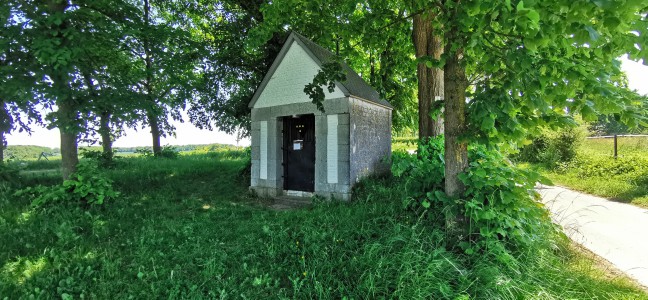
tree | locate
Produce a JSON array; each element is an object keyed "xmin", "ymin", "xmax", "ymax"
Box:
[
  {"xmin": 250, "ymin": 0, "xmax": 647, "ymax": 235},
  {"xmin": 126, "ymin": 0, "xmax": 202, "ymax": 156},
  {"xmin": 248, "ymin": 0, "xmax": 420, "ymax": 134},
  {"xmin": 413, "ymin": 9, "xmax": 444, "ymax": 138},
  {"xmin": 9, "ymin": 0, "xmax": 142, "ymax": 178},
  {"xmin": 0, "ymin": 2, "xmax": 43, "ymax": 163}
]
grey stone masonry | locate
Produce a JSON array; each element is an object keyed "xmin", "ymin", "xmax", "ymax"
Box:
[{"xmin": 349, "ymin": 97, "xmax": 392, "ymax": 184}]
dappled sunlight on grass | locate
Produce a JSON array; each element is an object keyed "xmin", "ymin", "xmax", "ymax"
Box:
[
  {"xmin": 2, "ymin": 257, "xmax": 47, "ymax": 285},
  {"xmin": 1, "ymin": 150, "xmax": 646, "ymax": 298},
  {"xmin": 16, "ymin": 211, "xmax": 32, "ymax": 225}
]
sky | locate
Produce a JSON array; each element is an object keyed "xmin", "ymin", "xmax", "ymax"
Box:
[{"xmin": 6, "ymin": 57, "xmax": 647, "ymax": 149}]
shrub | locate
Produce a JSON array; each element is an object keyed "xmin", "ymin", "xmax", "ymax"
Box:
[
  {"xmin": 0, "ymin": 163, "xmax": 20, "ymax": 187},
  {"xmin": 392, "ymin": 137, "xmax": 557, "ymax": 259},
  {"xmin": 517, "ymin": 126, "xmax": 585, "ymax": 169},
  {"xmin": 80, "ymin": 149, "xmax": 117, "ymax": 168},
  {"xmin": 159, "ymin": 145, "xmax": 179, "ymax": 159},
  {"xmin": 15, "ymin": 161, "xmax": 119, "ymax": 208},
  {"xmin": 134, "ymin": 147, "xmax": 153, "ymax": 157}
]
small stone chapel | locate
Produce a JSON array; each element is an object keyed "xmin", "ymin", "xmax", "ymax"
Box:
[{"xmin": 248, "ymin": 32, "xmax": 392, "ymax": 200}]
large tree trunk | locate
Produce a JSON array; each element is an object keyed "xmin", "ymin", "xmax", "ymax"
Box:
[
  {"xmin": 59, "ymin": 100, "xmax": 79, "ymax": 180},
  {"xmin": 444, "ymin": 27, "xmax": 469, "ymax": 239},
  {"xmin": 47, "ymin": 0, "xmax": 78, "ymax": 180},
  {"xmin": 143, "ymin": 0, "xmax": 161, "ymax": 157},
  {"xmin": 147, "ymin": 111, "xmax": 162, "ymax": 156},
  {"xmin": 413, "ymin": 12, "xmax": 444, "ymax": 140},
  {"xmin": 99, "ymin": 111, "xmax": 113, "ymax": 160},
  {"xmin": 443, "ymin": 47, "xmax": 468, "ymax": 197}
]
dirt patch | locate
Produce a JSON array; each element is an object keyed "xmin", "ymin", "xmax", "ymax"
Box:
[{"xmin": 267, "ymin": 196, "xmax": 312, "ymax": 211}]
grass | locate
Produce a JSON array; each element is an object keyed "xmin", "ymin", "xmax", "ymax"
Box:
[
  {"xmin": 392, "ymin": 136, "xmax": 418, "ymax": 152},
  {"xmin": 1, "ymin": 149, "xmax": 647, "ymax": 298},
  {"xmin": 540, "ymin": 137, "xmax": 648, "ymax": 208}
]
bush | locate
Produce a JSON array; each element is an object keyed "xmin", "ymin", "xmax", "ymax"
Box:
[
  {"xmin": 80, "ymin": 149, "xmax": 117, "ymax": 168},
  {"xmin": 15, "ymin": 161, "xmax": 119, "ymax": 208},
  {"xmin": 0, "ymin": 163, "xmax": 20, "ymax": 187},
  {"xmin": 392, "ymin": 137, "xmax": 557, "ymax": 259},
  {"xmin": 517, "ymin": 126, "xmax": 585, "ymax": 169},
  {"xmin": 159, "ymin": 145, "xmax": 179, "ymax": 159}
]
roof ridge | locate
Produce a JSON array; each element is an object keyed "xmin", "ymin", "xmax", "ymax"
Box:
[{"xmin": 249, "ymin": 31, "xmax": 393, "ymax": 109}]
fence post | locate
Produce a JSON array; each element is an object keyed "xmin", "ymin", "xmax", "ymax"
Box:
[{"xmin": 614, "ymin": 134, "xmax": 618, "ymax": 159}]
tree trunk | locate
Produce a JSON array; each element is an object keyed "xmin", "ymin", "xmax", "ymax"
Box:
[
  {"xmin": 413, "ymin": 12, "xmax": 444, "ymax": 140},
  {"xmin": 148, "ymin": 111, "xmax": 162, "ymax": 156},
  {"xmin": 143, "ymin": 0, "xmax": 161, "ymax": 157},
  {"xmin": 99, "ymin": 111, "xmax": 113, "ymax": 160},
  {"xmin": 0, "ymin": 130, "xmax": 5, "ymax": 164},
  {"xmin": 46, "ymin": 0, "xmax": 78, "ymax": 180},
  {"xmin": 443, "ymin": 27, "xmax": 469, "ymax": 240},
  {"xmin": 443, "ymin": 47, "xmax": 468, "ymax": 198},
  {"xmin": 0, "ymin": 102, "xmax": 8, "ymax": 164},
  {"xmin": 59, "ymin": 100, "xmax": 79, "ymax": 180}
]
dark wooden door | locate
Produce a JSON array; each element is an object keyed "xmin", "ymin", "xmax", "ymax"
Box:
[{"xmin": 283, "ymin": 114, "xmax": 315, "ymax": 192}]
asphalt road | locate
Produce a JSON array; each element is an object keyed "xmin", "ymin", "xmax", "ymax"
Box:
[{"xmin": 538, "ymin": 185, "xmax": 648, "ymax": 289}]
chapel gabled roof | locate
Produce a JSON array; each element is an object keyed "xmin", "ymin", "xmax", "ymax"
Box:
[{"xmin": 248, "ymin": 32, "xmax": 393, "ymax": 109}]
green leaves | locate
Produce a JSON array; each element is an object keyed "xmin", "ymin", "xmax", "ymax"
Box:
[
  {"xmin": 304, "ymin": 59, "xmax": 347, "ymax": 112},
  {"xmin": 417, "ymin": 55, "xmax": 446, "ymax": 69},
  {"xmin": 15, "ymin": 161, "xmax": 119, "ymax": 208}
]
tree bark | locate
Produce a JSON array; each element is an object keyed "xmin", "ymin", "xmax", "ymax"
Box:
[
  {"xmin": 443, "ymin": 25, "xmax": 469, "ymax": 241},
  {"xmin": 47, "ymin": 0, "xmax": 78, "ymax": 180},
  {"xmin": 443, "ymin": 46, "xmax": 468, "ymax": 198},
  {"xmin": 413, "ymin": 12, "xmax": 444, "ymax": 140},
  {"xmin": 99, "ymin": 111, "xmax": 113, "ymax": 160},
  {"xmin": 143, "ymin": 0, "xmax": 161, "ymax": 157},
  {"xmin": 0, "ymin": 130, "xmax": 5, "ymax": 164},
  {"xmin": 147, "ymin": 111, "xmax": 162, "ymax": 156},
  {"xmin": 58, "ymin": 100, "xmax": 79, "ymax": 180},
  {"xmin": 0, "ymin": 102, "xmax": 8, "ymax": 164}
]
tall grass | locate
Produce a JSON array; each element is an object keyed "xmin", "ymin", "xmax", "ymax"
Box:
[
  {"xmin": 581, "ymin": 136, "xmax": 648, "ymax": 156},
  {"xmin": 540, "ymin": 137, "xmax": 648, "ymax": 208},
  {"xmin": 0, "ymin": 151, "xmax": 646, "ymax": 298}
]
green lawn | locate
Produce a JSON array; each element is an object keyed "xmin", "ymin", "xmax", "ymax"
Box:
[
  {"xmin": 541, "ymin": 137, "xmax": 648, "ymax": 208},
  {"xmin": 1, "ymin": 150, "xmax": 647, "ymax": 298}
]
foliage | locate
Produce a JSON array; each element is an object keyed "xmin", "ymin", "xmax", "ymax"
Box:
[
  {"xmin": 1, "ymin": 152, "xmax": 646, "ymax": 298},
  {"xmin": 0, "ymin": 163, "xmax": 20, "ymax": 187},
  {"xmin": 517, "ymin": 126, "xmax": 586, "ymax": 169},
  {"xmin": 303, "ymin": 60, "xmax": 347, "ymax": 112},
  {"xmin": 3, "ymin": 145, "xmax": 57, "ymax": 161},
  {"xmin": 15, "ymin": 161, "xmax": 118, "ymax": 208},
  {"xmin": 158, "ymin": 145, "xmax": 179, "ymax": 159},
  {"xmin": 178, "ymin": 1, "xmax": 287, "ymax": 136},
  {"xmin": 391, "ymin": 136, "xmax": 418, "ymax": 152},
  {"xmin": 536, "ymin": 136, "xmax": 648, "ymax": 208},
  {"xmin": 393, "ymin": 137, "xmax": 556, "ymax": 258},
  {"xmin": 80, "ymin": 149, "xmax": 117, "ymax": 169},
  {"xmin": 249, "ymin": 0, "xmax": 419, "ymax": 133},
  {"xmin": 588, "ymin": 113, "xmax": 648, "ymax": 136},
  {"xmin": 134, "ymin": 148, "xmax": 154, "ymax": 158},
  {"xmin": 133, "ymin": 145, "xmax": 178, "ymax": 159}
]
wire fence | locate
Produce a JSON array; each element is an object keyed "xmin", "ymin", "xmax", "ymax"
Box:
[{"xmin": 586, "ymin": 134, "xmax": 648, "ymax": 159}]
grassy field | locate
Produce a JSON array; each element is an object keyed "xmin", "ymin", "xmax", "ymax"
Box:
[
  {"xmin": 1, "ymin": 149, "xmax": 647, "ymax": 298},
  {"xmin": 541, "ymin": 136, "xmax": 648, "ymax": 208}
]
